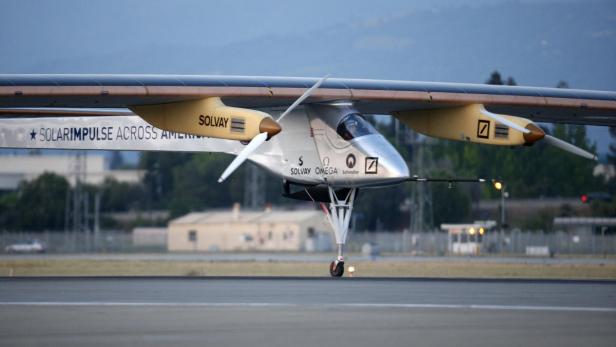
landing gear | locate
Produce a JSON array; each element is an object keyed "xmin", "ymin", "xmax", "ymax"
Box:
[
  {"xmin": 322, "ymin": 187, "xmax": 356, "ymax": 277},
  {"xmin": 329, "ymin": 260, "xmax": 344, "ymax": 277}
]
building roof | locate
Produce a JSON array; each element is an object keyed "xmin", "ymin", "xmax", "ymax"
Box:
[{"xmin": 169, "ymin": 209, "xmax": 323, "ymax": 225}]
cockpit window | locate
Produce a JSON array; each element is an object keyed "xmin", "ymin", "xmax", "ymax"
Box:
[{"xmin": 336, "ymin": 113, "xmax": 377, "ymax": 141}]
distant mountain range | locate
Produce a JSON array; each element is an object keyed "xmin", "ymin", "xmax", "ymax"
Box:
[
  {"xmin": 5, "ymin": 1, "xmax": 613, "ymax": 89},
  {"xmin": 1, "ymin": 0, "xmax": 614, "ymax": 154}
]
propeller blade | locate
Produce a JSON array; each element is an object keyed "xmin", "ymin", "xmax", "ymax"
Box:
[
  {"xmin": 479, "ymin": 107, "xmax": 530, "ymax": 134},
  {"xmin": 276, "ymin": 75, "xmax": 329, "ymax": 122},
  {"xmin": 218, "ymin": 132, "xmax": 268, "ymax": 183},
  {"xmin": 544, "ymin": 135, "xmax": 598, "ymax": 161},
  {"xmin": 218, "ymin": 75, "xmax": 328, "ymax": 183}
]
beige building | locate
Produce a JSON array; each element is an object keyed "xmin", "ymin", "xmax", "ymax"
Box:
[{"xmin": 168, "ymin": 205, "xmax": 333, "ymax": 252}]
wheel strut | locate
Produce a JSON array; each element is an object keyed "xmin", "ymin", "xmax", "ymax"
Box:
[{"xmin": 323, "ymin": 187, "xmax": 356, "ymax": 277}]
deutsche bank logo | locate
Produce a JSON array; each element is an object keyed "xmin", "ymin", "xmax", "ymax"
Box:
[
  {"xmin": 365, "ymin": 157, "xmax": 378, "ymax": 174},
  {"xmin": 477, "ymin": 120, "xmax": 490, "ymax": 139}
]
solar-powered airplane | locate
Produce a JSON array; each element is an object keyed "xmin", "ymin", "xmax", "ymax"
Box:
[{"xmin": 1, "ymin": 75, "xmax": 614, "ymax": 276}]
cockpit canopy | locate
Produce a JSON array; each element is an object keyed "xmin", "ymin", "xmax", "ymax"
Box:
[{"xmin": 336, "ymin": 113, "xmax": 378, "ymax": 141}]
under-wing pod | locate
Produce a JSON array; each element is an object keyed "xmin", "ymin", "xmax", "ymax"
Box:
[
  {"xmin": 394, "ymin": 103, "xmax": 596, "ymax": 160},
  {"xmin": 394, "ymin": 103, "xmax": 541, "ymax": 146},
  {"xmin": 130, "ymin": 97, "xmax": 280, "ymax": 141}
]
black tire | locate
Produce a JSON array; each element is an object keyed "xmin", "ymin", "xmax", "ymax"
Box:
[{"xmin": 329, "ymin": 261, "xmax": 344, "ymax": 277}]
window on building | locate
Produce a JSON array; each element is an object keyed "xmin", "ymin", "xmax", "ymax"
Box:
[
  {"xmin": 188, "ymin": 230, "xmax": 197, "ymax": 242},
  {"xmin": 268, "ymin": 231, "xmax": 273, "ymax": 240},
  {"xmin": 307, "ymin": 227, "xmax": 315, "ymax": 238}
]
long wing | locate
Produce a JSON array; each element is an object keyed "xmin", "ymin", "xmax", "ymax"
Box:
[{"xmin": 1, "ymin": 74, "xmax": 615, "ymax": 126}]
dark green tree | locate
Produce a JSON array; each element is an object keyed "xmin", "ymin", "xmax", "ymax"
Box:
[
  {"xmin": 0, "ymin": 191, "xmax": 19, "ymax": 230},
  {"xmin": 608, "ymin": 127, "xmax": 616, "ymax": 168},
  {"xmin": 591, "ymin": 126, "xmax": 616, "ymax": 215},
  {"xmin": 109, "ymin": 151, "xmax": 124, "ymax": 169},
  {"xmin": 486, "ymin": 71, "xmax": 503, "ymax": 85},
  {"xmin": 14, "ymin": 173, "xmax": 69, "ymax": 231},
  {"xmin": 139, "ymin": 152, "xmax": 193, "ymax": 208},
  {"xmin": 168, "ymin": 153, "xmax": 245, "ymax": 217},
  {"xmin": 431, "ymin": 183, "xmax": 471, "ymax": 226},
  {"xmin": 486, "ymin": 70, "xmax": 516, "ymax": 86},
  {"xmin": 354, "ymin": 185, "xmax": 411, "ymax": 230},
  {"xmin": 556, "ymin": 81, "xmax": 570, "ymax": 89},
  {"xmin": 99, "ymin": 177, "xmax": 146, "ymax": 212}
]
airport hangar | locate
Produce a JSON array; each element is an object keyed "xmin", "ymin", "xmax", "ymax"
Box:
[{"xmin": 166, "ymin": 205, "xmax": 333, "ymax": 252}]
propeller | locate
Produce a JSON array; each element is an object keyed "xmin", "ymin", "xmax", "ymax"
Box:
[
  {"xmin": 276, "ymin": 74, "xmax": 329, "ymax": 123},
  {"xmin": 543, "ymin": 134, "xmax": 597, "ymax": 160},
  {"xmin": 479, "ymin": 106, "xmax": 597, "ymax": 161},
  {"xmin": 218, "ymin": 132, "xmax": 268, "ymax": 183},
  {"xmin": 217, "ymin": 75, "xmax": 329, "ymax": 183}
]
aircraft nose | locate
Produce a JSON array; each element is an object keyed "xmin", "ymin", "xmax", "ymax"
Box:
[
  {"xmin": 381, "ymin": 150, "xmax": 410, "ymax": 180},
  {"xmin": 353, "ymin": 134, "xmax": 409, "ymax": 185}
]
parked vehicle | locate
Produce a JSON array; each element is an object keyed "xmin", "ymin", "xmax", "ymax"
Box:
[{"xmin": 5, "ymin": 239, "xmax": 46, "ymax": 253}]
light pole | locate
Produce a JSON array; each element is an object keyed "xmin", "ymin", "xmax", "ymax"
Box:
[
  {"xmin": 493, "ymin": 180, "xmax": 509, "ymax": 253},
  {"xmin": 492, "ymin": 181, "xmax": 508, "ymax": 229}
]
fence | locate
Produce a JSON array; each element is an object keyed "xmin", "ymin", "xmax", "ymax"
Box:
[
  {"xmin": 1, "ymin": 230, "xmax": 615, "ymax": 255},
  {"xmin": 0, "ymin": 230, "xmax": 164, "ymax": 253},
  {"xmin": 348, "ymin": 230, "xmax": 616, "ymax": 255}
]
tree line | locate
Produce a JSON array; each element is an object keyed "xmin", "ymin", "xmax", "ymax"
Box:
[{"xmin": 1, "ymin": 71, "xmax": 613, "ymax": 232}]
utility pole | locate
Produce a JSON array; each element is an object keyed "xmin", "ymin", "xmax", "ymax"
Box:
[
  {"xmin": 94, "ymin": 192, "xmax": 101, "ymax": 251},
  {"xmin": 68, "ymin": 151, "xmax": 88, "ymax": 251},
  {"xmin": 84, "ymin": 190, "xmax": 90, "ymax": 251},
  {"xmin": 500, "ymin": 187, "xmax": 506, "ymax": 229},
  {"xmin": 493, "ymin": 180, "xmax": 509, "ymax": 253},
  {"xmin": 409, "ymin": 134, "xmax": 434, "ymax": 235},
  {"xmin": 411, "ymin": 140, "xmax": 425, "ymax": 233},
  {"xmin": 494, "ymin": 181, "xmax": 508, "ymax": 230},
  {"xmin": 243, "ymin": 162, "xmax": 265, "ymax": 209}
]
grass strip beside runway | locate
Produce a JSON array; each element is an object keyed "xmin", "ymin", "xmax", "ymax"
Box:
[{"xmin": 1, "ymin": 258, "xmax": 615, "ymax": 279}]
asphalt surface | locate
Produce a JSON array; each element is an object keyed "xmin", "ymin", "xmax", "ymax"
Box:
[{"xmin": 0, "ymin": 277, "xmax": 615, "ymax": 347}]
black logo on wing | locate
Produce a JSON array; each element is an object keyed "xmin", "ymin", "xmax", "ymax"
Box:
[{"xmin": 477, "ymin": 120, "xmax": 490, "ymax": 139}]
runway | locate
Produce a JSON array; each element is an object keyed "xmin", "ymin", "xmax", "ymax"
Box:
[{"xmin": 1, "ymin": 278, "xmax": 615, "ymax": 347}]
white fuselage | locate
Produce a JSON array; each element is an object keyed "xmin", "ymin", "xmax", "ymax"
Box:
[
  {"xmin": 0, "ymin": 104, "xmax": 410, "ymax": 189},
  {"xmin": 251, "ymin": 104, "xmax": 409, "ymax": 188}
]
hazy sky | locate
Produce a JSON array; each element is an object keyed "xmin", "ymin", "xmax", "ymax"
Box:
[
  {"xmin": 0, "ymin": 0, "xmax": 501, "ymax": 53},
  {"xmin": 0, "ymin": 0, "xmax": 614, "ymax": 153}
]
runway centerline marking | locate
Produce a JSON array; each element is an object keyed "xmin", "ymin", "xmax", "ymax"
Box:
[{"xmin": 1, "ymin": 302, "xmax": 615, "ymax": 313}]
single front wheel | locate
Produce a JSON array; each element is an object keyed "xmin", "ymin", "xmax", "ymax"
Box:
[{"xmin": 329, "ymin": 261, "xmax": 344, "ymax": 277}]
